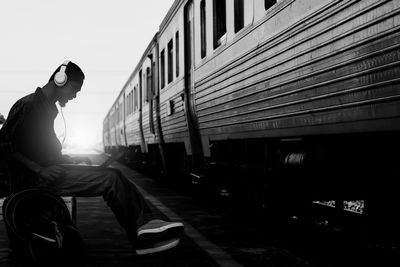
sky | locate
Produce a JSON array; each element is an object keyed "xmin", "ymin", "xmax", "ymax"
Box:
[{"xmin": 0, "ymin": 0, "xmax": 175, "ymax": 153}]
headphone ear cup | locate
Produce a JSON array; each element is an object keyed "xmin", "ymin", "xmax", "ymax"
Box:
[
  {"xmin": 54, "ymin": 72, "xmax": 67, "ymax": 86},
  {"xmin": 54, "ymin": 61, "xmax": 69, "ymax": 86}
]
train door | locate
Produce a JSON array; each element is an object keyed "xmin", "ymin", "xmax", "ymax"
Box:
[
  {"xmin": 138, "ymin": 69, "xmax": 147, "ymax": 153},
  {"xmin": 184, "ymin": 0, "xmax": 204, "ymax": 170},
  {"xmin": 147, "ymin": 65, "xmax": 155, "ymax": 134}
]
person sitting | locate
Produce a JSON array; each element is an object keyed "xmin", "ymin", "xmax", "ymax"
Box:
[{"xmin": 0, "ymin": 60, "xmax": 184, "ymax": 255}]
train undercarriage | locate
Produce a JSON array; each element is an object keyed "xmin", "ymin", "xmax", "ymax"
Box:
[{"xmin": 106, "ymin": 131, "xmax": 400, "ymax": 248}]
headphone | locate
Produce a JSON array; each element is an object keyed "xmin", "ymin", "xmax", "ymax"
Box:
[
  {"xmin": 54, "ymin": 60, "xmax": 70, "ymax": 144},
  {"xmin": 54, "ymin": 60, "xmax": 70, "ymax": 86}
]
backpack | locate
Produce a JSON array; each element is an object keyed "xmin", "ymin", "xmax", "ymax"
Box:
[
  {"xmin": 0, "ymin": 142, "xmax": 13, "ymax": 198},
  {"xmin": 0, "ymin": 160, "xmax": 10, "ymax": 198},
  {"xmin": 2, "ymin": 189, "xmax": 85, "ymax": 265}
]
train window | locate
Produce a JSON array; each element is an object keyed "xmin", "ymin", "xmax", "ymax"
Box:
[
  {"xmin": 128, "ymin": 92, "xmax": 130, "ymax": 114},
  {"xmin": 129, "ymin": 94, "xmax": 131, "ymax": 114},
  {"xmin": 128, "ymin": 94, "xmax": 130, "ymax": 115},
  {"xmin": 152, "ymin": 61, "xmax": 157, "ymax": 96},
  {"xmin": 265, "ymin": 0, "xmax": 276, "ymax": 10},
  {"xmin": 146, "ymin": 67, "xmax": 151, "ymax": 102},
  {"xmin": 139, "ymin": 70, "xmax": 143, "ymax": 108},
  {"xmin": 143, "ymin": 72, "xmax": 147, "ymax": 102},
  {"xmin": 116, "ymin": 104, "xmax": 118, "ymax": 122},
  {"xmin": 125, "ymin": 95, "xmax": 128, "ymax": 116},
  {"xmin": 126, "ymin": 93, "xmax": 128, "ymax": 115},
  {"xmin": 130, "ymin": 91, "xmax": 133, "ymax": 113},
  {"xmin": 117, "ymin": 104, "xmax": 120, "ymax": 122},
  {"xmin": 160, "ymin": 49, "xmax": 165, "ymax": 89},
  {"xmin": 134, "ymin": 86, "xmax": 138, "ymax": 111},
  {"xmin": 175, "ymin": 31, "xmax": 179, "ymax": 77},
  {"xmin": 128, "ymin": 94, "xmax": 131, "ymax": 114},
  {"xmin": 120, "ymin": 102, "xmax": 123, "ymax": 120},
  {"xmin": 119, "ymin": 104, "xmax": 121, "ymax": 121},
  {"xmin": 131, "ymin": 91, "xmax": 134, "ymax": 112},
  {"xmin": 213, "ymin": 0, "xmax": 226, "ymax": 48},
  {"xmin": 200, "ymin": 0, "xmax": 206, "ymax": 58},
  {"xmin": 234, "ymin": 0, "xmax": 244, "ymax": 33},
  {"xmin": 167, "ymin": 39, "xmax": 173, "ymax": 84},
  {"xmin": 134, "ymin": 87, "xmax": 137, "ymax": 111}
]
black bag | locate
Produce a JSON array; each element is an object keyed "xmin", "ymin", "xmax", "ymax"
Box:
[
  {"xmin": 0, "ymin": 160, "xmax": 10, "ymax": 198},
  {"xmin": 2, "ymin": 189, "xmax": 85, "ymax": 265}
]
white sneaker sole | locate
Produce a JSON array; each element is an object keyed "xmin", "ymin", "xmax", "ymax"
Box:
[
  {"xmin": 136, "ymin": 238, "xmax": 180, "ymax": 255},
  {"xmin": 31, "ymin": 232, "xmax": 57, "ymax": 243},
  {"xmin": 137, "ymin": 222, "xmax": 184, "ymax": 236}
]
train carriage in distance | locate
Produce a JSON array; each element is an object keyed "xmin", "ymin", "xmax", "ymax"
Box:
[{"xmin": 104, "ymin": 0, "xmax": 400, "ymax": 244}]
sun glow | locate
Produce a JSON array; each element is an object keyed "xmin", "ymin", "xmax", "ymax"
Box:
[
  {"xmin": 63, "ymin": 129, "xmax": 102, "ymax": 154},
  {"xmin": 70, "ymin": 131, "xmax": 94, "ymax": 148},
  {"xmin": 55, "ymin": 117, "xmax": 103, "ymax": 154}
]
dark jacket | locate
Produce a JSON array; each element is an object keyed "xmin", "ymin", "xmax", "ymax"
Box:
[{"xmin": 0, "ymin": 88, "xmax": 62, "ymax": 166}]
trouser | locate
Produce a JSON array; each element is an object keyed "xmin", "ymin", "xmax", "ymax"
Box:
[{"xmin": 27, "ymin": 165, "xmax": 153, "ymax": 246}]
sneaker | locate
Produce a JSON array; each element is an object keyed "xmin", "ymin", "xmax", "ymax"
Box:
[
  {"xmin": 136, "ymin": 237, "xmax": 180, "ymax": 255},
  {"xmin": 137, "ymin": 219, "xmax": 184, "ymax": 244}
]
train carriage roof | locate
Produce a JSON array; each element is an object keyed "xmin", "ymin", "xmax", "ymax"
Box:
[{"xmin": 159, "ymin": 0, "xmax": 182, "ymax": 34}]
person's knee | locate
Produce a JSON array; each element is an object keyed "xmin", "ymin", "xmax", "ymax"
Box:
[{"xmin": 105, "ymin": 168, "xmax": 124, "ymax": 185}]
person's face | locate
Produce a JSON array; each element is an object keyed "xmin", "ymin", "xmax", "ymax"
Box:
[{"xmin": 58, "ymin": 80, "xmax": 83, "ymax": 107}]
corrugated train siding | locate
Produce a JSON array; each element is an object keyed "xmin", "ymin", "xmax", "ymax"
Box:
[
  {"xmin": 110, "ymin": 127, "xmax": 116, "ymax": 146},
  {"xmin": 103, "ymin": 131, "xmax": 110, "ymax": 147},
  {"xmin": 116, "ymin": 121, "xmax": 125, "ymax": 146},
  {"xmin": 142, "ymin": 110, "xmax": 156, "ymax": 144},
  {"xmin": 142, "ymin": 111, "xmax": 149, "ymax": 135},
  {"xmin": 125, "ymin": 116, "xmax": 141, "ymax": 146},
  {"xmin": 161, "ymin": 93, "xmax": 189, "ymax": 140},
  {"xmin": 195, "ymin": 0, "xmax": 400, "ymax": 138}
]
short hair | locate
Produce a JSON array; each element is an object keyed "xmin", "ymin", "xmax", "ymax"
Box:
[{"xmin": 49, "ymin": 61, "xmax": 85, "ymax": 84}]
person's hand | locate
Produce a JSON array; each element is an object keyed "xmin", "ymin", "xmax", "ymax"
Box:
[
  {"xmin": 38, "ymin": 165, "xmax": 65, "ymax": 181},
  {"xmin": 60, "ymin": 154, "xmax": 75, "ymax": 164}
]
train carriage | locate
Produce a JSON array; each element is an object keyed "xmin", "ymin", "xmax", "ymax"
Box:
[
  {"xmin": 195, "ymin": 0, "xmax": 400, "ymax": 142},
  {"xmin": 121, "ymin": 60, "xmax": 146, "ymax": 156},
  {"xmin": 124, "ymin": 75, "xmax": 142, "ymax": 149},
  {"xmin": 139, "ymin": 36, "xmax": 158, "ymax": 148},
  {"xmin": 104, "ymin": 0, "xmax": 400, "ymax": 243},
  {"xmin": 192, "ymin": 0, "xmax": 400, "ymax": 194},
  {"xmin": 157, "ymin": 2, "xmax": 193, "ymax": 173}
]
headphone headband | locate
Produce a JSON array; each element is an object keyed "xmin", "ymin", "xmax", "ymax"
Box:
[{"xmin": 54, "ymin": 60, "xmax": 70, "ymax": 86}]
